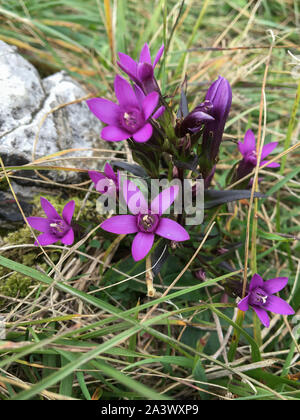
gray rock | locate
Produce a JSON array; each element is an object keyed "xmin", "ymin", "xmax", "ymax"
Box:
[{"xmin": 0, "ymin": 41, "xmax": 109, "ymax": 185}]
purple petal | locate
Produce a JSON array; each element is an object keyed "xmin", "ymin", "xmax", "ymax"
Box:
[
  {"xmin": 134, "ymin": 84, "xmax": 146, "ymax": 104},
  {"xmin": 139, "ymin": 43, "xmax": 152, "ymax": 64},
  {"xmin": 131, "ymin": 232, "xmax": 154, "ymax": 261},
  {"xmin": 104, "ymin": 162, "xmax": 116, "ymax": 181},
  {"xmin": 40, "ymin": 197, "xmax": 61, "ymax": 220},
  {"xmin": 27, "ymin": 217, "xmax": 49, "ymax": 233},
  {"xmin": 152, "ymin": 106, "xmax": 165, "ymax": 119},
  {"xmin": 35, "ymin": 232, "xmax": 59, "ymax": 246},
  {"xmin": 114, "ymin": 75, "xmax": 139, "ymax": 108},
  {"xmin": 153, "ymin": 44, "xmax": 164, "ymax": 68},
  {"xmin": 239, "ymin": 130, "xmax": 256, "ymax": 156},
  {"xmin": 86, "ymin": 98, "xmax": 120, "ymax": 125},
  {"xmin": 132, "ymin": 123, "xmax": 153, "ymax": 143},
  {"xmin": 238, "ymin": 295, "xmax": 250, "ymax": 311},
  {"xmin": 261, "ymin": 160, "xmax": 280, "ymax": 168},
  {"xmin": 142, "ymin": 92, "xmax": 159, "ymax": 120},
  {"xmin": 101, "ymin": 126, "xmax": 130, "ymax": 142},
  {"xmin": 264, "ymin": 295, "xmax": 295, "ymax": 315},
  {"xmin": 123, "ymin": 180, "xmax": 148, "ymax": 214},
  {"xmin": 249, "ymin": 274, "xmax": 264, "ymax": 291},
  {"xmin": 89, "ymin": 171, "xmax": 106, "ymax": 186},
  {"xmin": 253, "ymin": 306, "xmax": 270, "ymax": 328},
  {"xmin": 101, "ymin": 215, "xmax": 138, "ymax": 234},
  {"xmin": 61, "ymin": 228, "xmax": 74, "ymax": 246},
  {"xmin": 151, "ymin": 185, "xmax": 179, "ymax": 215},
  {"xmin": 155, "ymin": 218, "xmax": 190, "ymax": 241},
  {"xmin": 263, "ymin": 277, "xmax": 289, "ymax": 294},
  {"xmin": 62, "ymin": 200, "xmax": 75, "ymax": 225},
  {"xmin": 137, "ymin": 62, "xmax": 154, "ymax": 83},
  {"xmin": 261, "ymin": 142, "xmax": 278, "ymax": 160},
  {"xmin": 117, "ymin": 53, "xmax": 138, "ymax": 82}
]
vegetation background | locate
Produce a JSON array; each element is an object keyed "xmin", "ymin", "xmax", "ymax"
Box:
[{"xmin": 0, "ymin": 0, "xmax": 299, "ymax": 400}]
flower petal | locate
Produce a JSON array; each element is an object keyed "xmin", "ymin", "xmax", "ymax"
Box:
[
  {"xmin": 151, "ymin": 185, "xmax": 179, "ymax": 215},
  {"xmin": 238, "ymin": 295, "xmax": 250, "ymax": 311},
  {"xmin": 252, "ymin": 306, "xmax": 270, "ymax": 328},
  {"xmin": 264, "ymin": 295, "xmax": 295, "ymax": 315},
  {"xmin": 142, "ymin": 92, "xmax": 159, "ymax": 120},
  {"xmin": 61, "ymin": 228, "xmax": 74, "ymax": 246},
  {"xmin": 101, "ymin": 126, "xmax": 130, "ymax": 142},
  {"xmin": 123, "ymin": 180, "xmax": 148, "ymax": 214},
  {"xmin": 153, "ymin": 44, "xmax": 164, "ymax": 68},
  {"xmin": 27, "ymin": 217, "xmax": 49, "ymax": 233},
  {"xmin": 40, "ymin": 197, "xmax": 61, "ymax": 220},
  {"xmin": 101, "ymin": 215, "xmax": 138, "ymax": 235},
  {"xmin": 131, "ymin": 232, "xmax": 154, "ymax": 261},
  {"xmin": 117, "ymin": 53, "xmax": 138, "ymax": 82},
  {"xmin": 132, "ymin": 123, "xmax": 153, "ymax": 143},
  {"xmin": 263, "ymin": 277, "xmax": 289, "ymax": 294},
  {"xmin": 137, "ymin": 62, "xmax": 154, "ymax": 83},
  {"xmin": 35, "ymin": 232, "xmax": 59, "ymax": 246},
  {"xmin": 261, "ymin": 142, "xmax": 278, "ymax": 161},
  {"xmin": 89, "ymin": 171, "xmax": 106, "ymax": 186},
  {"xmin": 114, "ymin": 75, "xmax": 139, "ymax": 108},
  {"xmin": 249, "ymin": 273, "xmax": 264, "ymax": 291},
  {"xmin": 104, "ymin": 162, "xmax": 116, "ymax": 181},
  {"xmin": 152, "ymin": 106, "xmax": 165, "ymax": 119},
  {"xmin": 62, "ymin": 200, "xmax": 75, "ymax": 225},
  {"xmin": 155, "ymin": 218, "xmax": 190, "ymax": 241},
  {"xmin": 86, "ymin": 98, "xmax": 120, "ymax": 125},
  {"xmin": 239, "ymin": 130, "xmax": 256, "ymax": 156},
  {"xmin": 261, "ymin": 160, "xmax": 280, "ymax": 168},
  {"xmin": 134, "ymin": 84, "xmax": 146, "ymax": 104},
  {"xmin": 139, "ymin": 43, "xmax": 152, "ymax": 64}
]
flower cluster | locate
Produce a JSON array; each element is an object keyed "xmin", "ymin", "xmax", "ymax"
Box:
[{"xmin": 26, "ymin": 41, "xmax": 293, "ymax": 329}]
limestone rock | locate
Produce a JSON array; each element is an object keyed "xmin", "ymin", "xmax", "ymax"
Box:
[{"xmin": 0, "ymin": 41, "xmax": 109, "ymax": 185}]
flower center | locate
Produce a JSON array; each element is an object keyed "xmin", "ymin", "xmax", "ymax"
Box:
[
  {"xmin": 247, "ymin": 150, "xmax": 257, "ymax": 165},
  {"xmin": 137, "ymin": 213, "xmax": 160, "ymax": 233},
  {"xmin": 250, "ymin": 287, "xmax": 268, "ymax": 307},
  {"xmin": 49, "ymin": 219, "xmax": 68, "ymax": 238},
  {"xmin": 121, "ymin": 108, "xmax": 143, "ymax": 133}
]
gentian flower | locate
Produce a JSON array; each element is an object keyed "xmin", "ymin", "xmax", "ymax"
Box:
[
  {"xmin": 87, "ymin": 75, "xmax": 163, "ymax": 143},
  {"xmin": 175, "ymin": 100, "xmax": 215, "ymax": 138},
  {"xmin": 27, "ymin": 197, "xmax": 75, "ymax": 246},
  {"xmin": 100, "ymin": 181, "xmax": 190, "ymax": 261},
  {"xmin": 238, "ymin": 274, "xmax": 294, "ymax": 328},
  {"xmin": 118, "ymin": 43, "xmax": 164, "ymax": 94},
  {"xmin": 201, "ymin": 76, "xmax": 232, "ymax": 163},
  {"xmin": 89, "ymin": 162, "xmax": 120, "ymax": 196},
  {"xmin": 236, "ymin": 129, "xmax": 280, "ymax": 181}
]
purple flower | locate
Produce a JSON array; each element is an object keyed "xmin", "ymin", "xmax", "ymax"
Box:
[
  {"xmin": 87, "ymin": 75, "xmax": 163, "ymax": 143},
  {"xmin": 27, "ymin": 197, "xmax": 75, "ymax": 246},
  {"xmin": 236, "ymin": 130, "xmax": 280, "ymax": 180},
  {"xmin": 238, "ymin": 274, "xmax": 294, "ymax": 328},
  {"xmin": 202, "ymin": 76, "xmax": 232, "ymax": 163},
  {"xmin": 175, "ymin": 100, "xmax": 215, "ymax": 138},
  {"xmin": 100, "ymin": 181, "xmax": 190, "ymax": 261},
  {"xmin": 118, "ymin": 43, "xmax": 164, "ymax": 94},
  {"xmin": 89, "ymin": 162, "xmax": 120, "ymax": 196}
]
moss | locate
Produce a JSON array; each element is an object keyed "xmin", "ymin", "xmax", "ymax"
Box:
[
  {"xmin": 3, "ymin": 226, "xmax": 32, "ymax": 245},
  {"xmin": 0, "ymin": 272, "xmax": 34, "ymax": 298},
  {"xmin": 0, "ymin": 191, "xmax": 99, "ymax": 306}
]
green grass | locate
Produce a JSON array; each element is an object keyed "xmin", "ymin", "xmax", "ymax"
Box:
[{"xmin": 0, "ymin": 0, "xmax": 299, "ymax": 400}]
